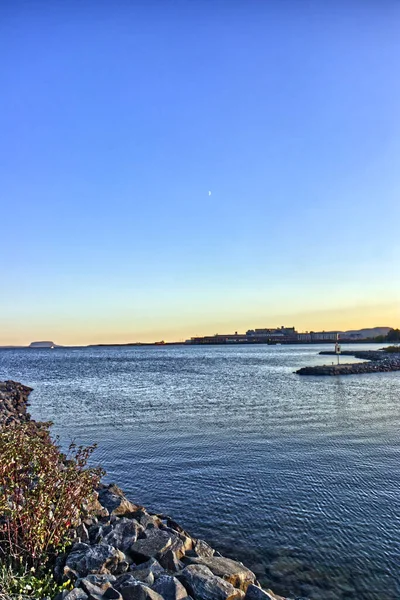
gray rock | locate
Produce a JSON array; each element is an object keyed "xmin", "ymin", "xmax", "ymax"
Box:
[
  {"xmin": 103, "ymin": 518, "xmax": 143, "ymax": 552},
  {"xmin": 160, "ymin": 526, "xmax": 193, "ymax": 553},
  {"xmin": 65, "ymin": 543, "xmax": 125, "ymax": 577},
  {"xmin": 118, "ymin": 571, "xmax": 154, "ymax": 587},
  {"xmin": 117, "ymin": 579, "xmax": 164, "ymax": 600},
  {"xmin": 157, "ymin": 536, "xmax": 185, "ymax": 571},
  {"xmin": 64, "ymin": 590, "xmax": 89, "ymax": 600},
  {"xmin": 76, "ymin": 523, "xmax": 90, "ymax": 543},
  {"xmin": 129, "ymin": 528, "xmax": 174, "ymax": 562},
  {"xmin": 178, "ymin": 564, "xmax": 244, "ymax": 600},
  {"xmin": 103, "ymin": 589, "xmax": 124, "ymax": 600},
  {"xmin": 80, "ymin": 582, "xmax": 123, "ymax": 600},
  {"xmin": 245, "ymin": 585, "xmax": 285, "ymax": 600},
  {"xmin": 192, "ymin": 540, "xmax": 214, "ymax": 558},
  {"xmin": 80, "ymin": 579, "xmax": 111, "ymax": 600},
  {"xmin": 184, "ymin": 557, "xmax": 255, "ymax": 591},
  {"xmin": 134, "ymin": 510, "xmax": 162, "ymax": 530},
  {"xmin": 115, "ymin": 558, "xmax": 164, "ymax": 587},
  {"xmin": 152, "ymin": 575, "xmax": 190, "ymax": 600},
  {"xmin": 89, "ymin": 523, "xmax": 113, "ymax": 544},
  {"xmin": 98, "ymin": 485, "xmax": 141, "ymax": 517},
  {"xmin": 79, "ymin": 574, "xmax": 117, "ymax": 590},
  {"xmin": 132, "ymin": 558, "xmax": 165, "ymax": 577}
]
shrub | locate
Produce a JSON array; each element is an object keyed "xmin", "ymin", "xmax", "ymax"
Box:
[
  {"xmin": 0, "ymin": 421, "xmax": 104, "ymax": 571},
  {"xmin": 0, "ymin": 561, "xmax": 72, "ymax": 599}
]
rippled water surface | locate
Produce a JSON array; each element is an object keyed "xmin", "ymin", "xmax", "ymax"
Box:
[{"xmin": 1, "ymin": 344, "xmax": 399, "ymax": 600}]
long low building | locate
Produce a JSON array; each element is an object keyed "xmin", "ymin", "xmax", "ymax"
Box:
[{"xmin": 186, "ymin": 327, "xmax": 343, "ymax": 345}]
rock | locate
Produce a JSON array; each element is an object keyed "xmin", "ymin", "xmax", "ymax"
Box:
[
  {"xmin": 134, "ymin": 510, "xmax": 162, "ymax": 530},
  {"xmin": 0, "ymin": 380, "xmax": 33, "ymax": 426},
  {"xmin": 89, "ymin": 523, "xmax": 113, "ymax": 545},
  {"xmin": 178, "ymin": 564, "xmax": 244, "ymax": 600},
  {"xmin": 83, "ymin": 491, "xmax": 110, "ymax": 519},
  {"xmin": 157, "ymin": 536, "xmax": 185, "ymax": 571},
  {"xmin": 115, "ymin": 558, "xmax": 165, "ymax": 587},
  {"xmin": 79, "ymin": 574, "xmax": 117, "ymax": 590},
  {"xmin": 129, "ymin": 528, "xmax": 175, "ymax": 562},
  {"xmin": 116, "ymin": 579, "xmax": 164, "ymax": 600},
  {"xmin": 103, "ymin": 518, "xmax": 143, "ymax": 552},
  {"xmin": 131, "ymin": 558, "xmax": 165, "ymax": 577},
  {"xmin": 64, "ymin": 590, "xmax": 89, "ymax": 600},
  {"xmin": 80, "ymin": 579, "xmax": 111, "ymax": 599},
  {"xmin": 80, "ymin": 581, "xmax": 123, "ymax": 600},
  {"xmin": 98, "ymin": 485, "xmax": 141, "ymax": 517},
  {"xmin": 152, "ymin": 575, "xmax": 190, "ymax": 600},
  {"xmin": 160, "ymin": 526, "xmax": 193, "ymax": 553},
  {"xmin": 115, "ymin": 560, "xmax": 131, "ymax": 575},
  {"xmin": 54, "ymin": 591, "xmax": 70, "ymax": 600},
  {"xmin": 65, "ymin": 543, "xmax": 126, "ymax": 577},
  {"xmin": 76, "ymin": 523, "xmax": 90, "ymax": 543},
  {"xmin": 183, "ymin": 557, "xmax": 255, "ymax": 591},
  {"xmin": 118, "ymin": 569, "xmax": 155, "ymax": 586},
  {"xmin": 244, "ymin": 585, "xmax": 285, "ymax": 600},
  {"xmin": 103, "ymin": 589, "xmax": 123, "ymax": 600},
  {"xmin": 192, "ymin": 540, "xmax": 214, "ymax": 558}
]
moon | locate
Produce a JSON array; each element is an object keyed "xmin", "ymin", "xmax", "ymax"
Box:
[{"xmin": 208, "ymin": 191, "xmax": 212, "ymax": 196}]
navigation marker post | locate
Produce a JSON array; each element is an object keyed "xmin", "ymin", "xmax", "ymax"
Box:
[{"xmin": 335, "ymin": 333, "xmax": 341, "ymax": 365}]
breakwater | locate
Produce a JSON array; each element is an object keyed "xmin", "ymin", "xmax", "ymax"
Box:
[
  {"xmin": 296, "ymin": 349, "xmax": 400, "ymax": 376},
  {"xmin": 0, "ymin": 381, "xmax": 289, "ymax": 600},
  {"xmin": 0, "ymin": 379, "xmax": 33, "ymax": 426}
]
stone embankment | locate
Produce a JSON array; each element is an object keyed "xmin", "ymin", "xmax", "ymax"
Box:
[
  {"xmin": 0, "ymin": 380, "xmax": 33, "ymax": 426},
  {"xmin": 0, "ymin": 382, "xmax": 295, "ymax": 600},
  {"xmin": 296, "ymin": 349, "xmax": 400, "ymax": 376},
  {"xmin": 55, "ymin": 483, "xmax": 287, "ymax": 600}
]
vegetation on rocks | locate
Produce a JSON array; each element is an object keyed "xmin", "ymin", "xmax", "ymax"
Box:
[{"xmin": 0, "ymin": 420, "xmax": 103, "ymax": 598}]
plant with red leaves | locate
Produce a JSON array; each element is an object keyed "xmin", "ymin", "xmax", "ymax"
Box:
[{"xmin": 0, "ymin": 421, "xmax": 104, "ymax": 570}]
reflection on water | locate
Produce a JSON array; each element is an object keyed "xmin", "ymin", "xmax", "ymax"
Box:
[{"xmin": 0, "ymin": 344, "xmax": 399, "ymax": 600}]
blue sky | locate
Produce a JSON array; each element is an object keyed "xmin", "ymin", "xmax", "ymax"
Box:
[{"xmin": 1, "ymin": 0, "xmax": 399, "ymax": 344}]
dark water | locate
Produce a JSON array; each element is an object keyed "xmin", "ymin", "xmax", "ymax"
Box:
[{"xmin": 0, "ymin": 344, "xmax": 399, "ymax": 600}]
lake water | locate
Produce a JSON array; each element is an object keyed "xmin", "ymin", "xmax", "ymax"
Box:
[{"xmin": 0, "ymin": 344, "xmax": 399, "ymax": 600}]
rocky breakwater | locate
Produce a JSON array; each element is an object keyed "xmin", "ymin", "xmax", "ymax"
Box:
[
  {"xmin": 0, "ymin": 382, "xmax": 296, "ymax": 600},
  {"xmin": 56, "ymin": 484, "xmax": 290, "ymax": 600},
  {"xmin": 296, "ymin": 349, "xmax": 400, "ymax": 376},
  {"xmin": 0, "ymin": 379, "xmax": 33, "ymax": 426}
]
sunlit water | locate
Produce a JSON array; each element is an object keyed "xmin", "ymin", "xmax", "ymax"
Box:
[{"xmin": 0, "ymin": 344, "xmax": 399, "ymax": 600}]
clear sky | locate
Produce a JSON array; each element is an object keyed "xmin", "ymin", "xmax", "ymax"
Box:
[{"xmin": 1, "ymin": 0, "xmax": 399, "ymax": 345}]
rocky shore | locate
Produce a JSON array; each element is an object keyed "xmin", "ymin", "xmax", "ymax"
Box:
[
  {"xmin": 296, "ymin": 348, "xmax": 400, "ymax": 376},
  {"xmin": 0, "ymin": 380, "xmax": 33, "ymax": 426},
  {"xmin": 0, "ymin": 382, "xmax": 294, "ymax": 600}
]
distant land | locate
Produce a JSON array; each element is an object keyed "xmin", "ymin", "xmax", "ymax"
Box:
[
  {"xmin": 29, "ymin": 341, "xmax": 61, "ymax": 348},
  {"xmin": 0, "ymin": 327, "xmax": 397, "ymax": 349}
]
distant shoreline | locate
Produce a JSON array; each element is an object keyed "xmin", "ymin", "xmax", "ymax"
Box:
[{"xmin": 0, "ymin": 340, "xmax": 392, "ymax": 349}]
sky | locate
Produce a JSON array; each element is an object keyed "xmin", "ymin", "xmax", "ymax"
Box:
[{"xmin": 1, "ymin": 0, "xmax": 399, "ymax": 345}]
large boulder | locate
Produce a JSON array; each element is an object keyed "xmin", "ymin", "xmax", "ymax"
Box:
[
  {"xmin": 178, "ymin": 564, "xmax": 244, "ymax": 600},
  {"xmin": 244, "ymin": 585, "xmax": 286, "ymax": 600},
  {"xmin": 157, "ymin": 536, "xmax": 186, "ymax": 571},
  {"xmin": 79, "ymin": 574, "xmax": 117, "ymax": 590},
  {"xmin": 152, "ymin": 574, "xmax": 190, "ymax": 600},
  {"xmin": 191, "ymin": 540, "xmax": 214, "ymax": 558},
  {"xmin": 133, "ymin": 509, "xmax": 162, "ymax": 530},
  {"xmin": 103, "ymin": 518, "xmax": 143, "ymax": 552},
  {"xmin": 115, "ymin": 560, "xmax": 164, "ymax": 589},
  {"xmin": 98, "ymin": 485, "xmax": 141, "ymax": 517},
  {"xmin": 65, "ymin": 543, "xmax": 126, "ymax": 577},
  {"xmin": 129, "ymin": 528, "xmax": 175, "ymax": 562},
  {"xmin": 184, "ymin": 556, "xmax": 255, "ymax": 591},
  {"xmin": 64, "ymin": 590, "xmax": 89, "ymax": 600},
  {"xmin": 116, "ymin": 579, "xmax": 164, "ymax": 600},
  {"xmin": 80, "ymin": 579, "xmax": 122, "ymax": 600}
]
